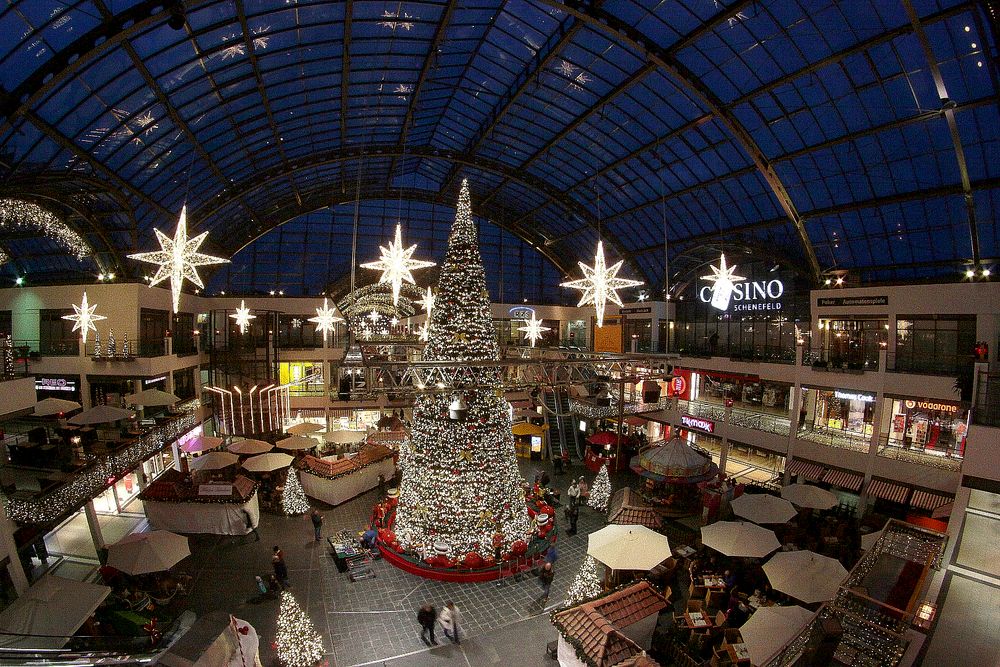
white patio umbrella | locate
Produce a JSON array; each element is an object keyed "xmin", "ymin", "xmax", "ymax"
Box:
[
  {"xmin": 731, "ymin": 493, "xmax": 798, "ymax": 525},
  {"xmin": 180, "ymin": 435, "xmax": 225, "ymax": 454},
  {"xmin": 189, "ymin": 451, "xmax": 239, "ymax": 471},
  {"xmin": 107, "ymin": 530, "xmax": 190, "ymax": 575},
  {"xmin": 764, "ymin": 550, "xmax": 848, "ymax": 603},
  {"xmin": 125, "ymin": 388, "xmax": 181, "ymax": 407},
  {"xmin": 781, "ymin": 483, "xmax": 839, "ymax": 510},
  {"xmin": 860, "ymin": 528, "xmax": 884, "ymax": 552},
  {"xmin": 740, "ymin": 605, "xmax": 815, "ymax": 666},
  {"xmin": 700, "ymin": 521, "xmax": 781, "ymax": 559},
  {"xmin": 276, "ymin": 435, "xmax": 318, "ymax": 451},
  {"xmin": 588, "ymin": 524, "xmax": 671, "ymax": 571},
  {"xmin": 32, "ymin": 398, "xmax": 82, "ymax": 417},
  {"xmin": 287, "ymin": 422, "xmax": 323, "ymax": 435},
  {"xmin": 227, "ymin": 439, "xmax": 273, "ymax": 456},
  {"xmin": 324, "ymin": 430, "xmax": 367, "ymax": 444},
  {"xmin": 242, "ymin": 452, "xmax": 294, "ymax": 472},
  {"xmin": 67, "ymin": 405, "xmax": 134, "ymax": 425}
]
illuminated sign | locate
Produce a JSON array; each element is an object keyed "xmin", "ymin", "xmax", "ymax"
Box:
[
  {"xmin": 508, "ymin": 306, "xmax": 535, "ymax": 320},
  {"xmin": 681, "ymin": 414, "xmax": 714, "ymax": 433},
  {"xmin": 834, "ymin": 390, "xmax": 875, "ymax": 403},
  {"xmin": 903, "ymin": 399, "xmax": 960, "ymax": 413},
  {"xmin": 670, "ymin": 376, "xmax": 687, "ymax": 396},
  {"xmin": 817, "ymin": 295, "xmax": 888, "ymax": 307},
  {"xmin": 36, "ymin": 377, "xmax": 76, "ymax": 392},
  {"xmin": 698, "ymin": 253, "xmax": 784, "ymax": 312},
  {"xmin": 144, "ymin": 375, "xmax": 167, "ymax": 386}
]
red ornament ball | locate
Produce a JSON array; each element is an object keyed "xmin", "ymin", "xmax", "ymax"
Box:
[
  {"xmin": 463, "ymin": 552, "xmax": 484, "ymax": 569},
  {"xmin": 511, "ymin": 539, "xmax": 528, "ymax": 556}
]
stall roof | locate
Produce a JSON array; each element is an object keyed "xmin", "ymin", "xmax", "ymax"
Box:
[{"xmin": 0, "ymin": 575, "xmax": 110, "ymax": 649}]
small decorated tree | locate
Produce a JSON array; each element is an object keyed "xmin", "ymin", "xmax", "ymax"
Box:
[
  {"xmin": 282, "ymin": 470, "xmax": 310, "ymax": 516},
  {"xmin": 93, "ymin": 330, "xmax": 101, "ymax": 358},
  {"xmin": 588, "ymin": 463, "xmax": 611, "ymax": 512},
  {"xmin": 567, "ymin": 555, "xmax": 603, "ymax": 603},
  {"xmin": 121, "ymin": 332, "xmax": 131, "ymax": 358},
  {"xmin": 275, "ymin": 591, "xmax": 324, "ymax": 667},
  {"xmin": 106, "ymin": 328, "xmax": 117, "ymax": 357}
]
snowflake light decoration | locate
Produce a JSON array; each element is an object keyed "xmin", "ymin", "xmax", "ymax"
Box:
[
  {"xmin": 230, "ymin": 300, "xmax": 256, "ymax": 333},
  {"xmin": 63, "ymin": 291, "xmax": 106, "ymax": 344},
  {"xmin": 561, "ymin": 241, "xmax": 643, "ymax": 327},
  {"xmin": 291, "ymin": 318, "xmax": 302, "ymax": 329},
  {"xmin": 361, "ymin": 223, "xmax": 436, "ymax": 306},
  {"xmin": 308, "ymin": 298, "xmax": 343, "ymax": 342},
  {"xmin": 368, "ymin": 310, "xmax": 381, "ymax": 324},
  {"xmin": 220, "ymin": 34, "xmax": 246, "ymax": 60},
  {"xmin": 518, "ymin": 313, "xmax": 551, "ymax": 348},
  {"xmin": 558, "ymin": 59, "xmax": 577, "ymax": 76},
  {"xmin": 128, "ymin": 206, "xmax": 230, "ymax": 313},
  {"xmin": 378, "ymin": 10, "xmax": 414, "ymax": 30},
  {"xmin": 417, "ymin": 320, "xmax": 430, "ymax": 342},
  {"xmin": 252, "ymin": 25, "xmax": 270, "ymax": 50},
  {"xmin": 416, "ymin": 286, "xmax": 435, "ymax": 315}
]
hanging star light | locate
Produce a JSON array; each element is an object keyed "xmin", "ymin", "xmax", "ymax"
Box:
[
  {"xmin": 63, "ymin": 291, "xmax": 106, "ymax": 344},
  {"xmin": 368, "ymin": 310, "xmax": 381, "ymax": 324},
  {"xmin": 517, "ymin": 313, "xmax": 551, "ymax": 348},
  {"xmin": 230, "ymin": 299, "xmax": 256, "ymax": 333},
  {"xmin": 308, "ymin": 298, "xmax": 343, "ymax": 341},
  {"xmin": 361, "ymin": 223, "xmax": 435, "ymax": 306},
  {"xmin": 291, "ymin": 318, "xmax": 302, "ymax": 329},
  {"xmin": 700, "ymin": 253, "xmax": 746, "ymax": 311},
  {"xmin": 128, "ymin": 206, "xmax": 230, "ymax": 313},
  {"xmin": 417, "ymin": 286, "xmax": 435, "ymax": 315},
  {"xmin": 561, "ymin": 240, "xmax": 643, "ymax": 327},
  {"xmin": 417, "ymin": 320, "xmax": 430, "ymax": 342}
]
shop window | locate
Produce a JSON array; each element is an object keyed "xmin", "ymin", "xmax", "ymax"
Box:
[
  {"xmin": 173, "ymin": 312, "xmax": 196, "ymax": 355},
  {"xmin": 173, "ymin": 368, "xmax": 196, "ymax": 401},
  {"xmin": 139, "ymin": 309, "xmax": 170, "ymax": 356},
  {"xmin": 39, "ymin": 309, "xmax": 78, "ymax": 355},
  {"xmin": 894, "ymin": 316, "xmax": 976, "ymax": 374},
  {"xmin": 817, "ymin": 319, "xmax": 886, "ymax": 369}
]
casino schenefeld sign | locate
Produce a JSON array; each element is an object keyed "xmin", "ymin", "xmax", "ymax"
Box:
[{"xmin": 699, "ymin": 253, "xmax": 784, "ymax": 313}]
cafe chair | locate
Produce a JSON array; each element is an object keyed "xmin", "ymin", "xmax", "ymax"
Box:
[
  {"xmin": 686, "ymin": 599, "xmax": 703, "ymax": 614},
  {"xmin": 706, "ymin": 588, "xmax": 728, "ymax": 609},
  {"xmin": 711, "ymin": 647, "xmax": 733, "ymax": 667}
]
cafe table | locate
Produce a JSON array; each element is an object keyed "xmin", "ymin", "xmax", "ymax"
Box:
[
  {"xmin": 682, "ymin": 612, "xmax": 713, "ymax": 630},
  {"xmin": 702, "ymin": 575, "xmax": 726, "ymax": 589}
]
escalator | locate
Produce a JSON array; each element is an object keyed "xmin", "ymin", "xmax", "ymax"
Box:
[{"xmin": 542, "ymin": 387, "xmax": 582, "ymax": 461}]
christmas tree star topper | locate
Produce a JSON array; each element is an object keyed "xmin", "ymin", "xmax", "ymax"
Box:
[
  {"xmin": 128, "ymin": 206, "xmax": 230, "ymax": 313},
  {"xmin": 518, "ymin": 313, "xmax": 551, "ymax": 347},
  {"xmin": 361, "ymin": 223, "xmax": 436, "ymax": 306},
  {"xmin": 63, "ymin": 291, "xmax": 106, "ymax": 344},
  {"xmin": 230, "ymin": 299, "xmax": 255, "ymax": 333},
  {"xmin": 561, "ymin": 241, "xmax": 643, "ymax": 327}
]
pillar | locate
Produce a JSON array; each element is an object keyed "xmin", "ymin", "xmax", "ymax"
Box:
[
  {"xmin": 718, "ymin": 404, "xmax": 733, "ymax": 475},
  {"xmin": 783, "ymin": 344, "xmax": 805, "ymax": 486},
  {"xmin": 84, "ymin": 501, "xmax": 105, "ymax": 553},
  {"xmin": 79, "ymin": 374, "xmax": 92, "ymax": 410},
  {"xmin": 857, "ymin": 349, "xmax": 888, "ymax": 518}
]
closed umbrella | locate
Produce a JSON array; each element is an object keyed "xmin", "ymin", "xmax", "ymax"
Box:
[
  {"xmin": 287, "ymin": 422, "xmax": 323, "ymax": 435},
  {"xmin": 731, "ymin": 493, "xmax": 798, "ymax": 525},
  {"xmin": 180, "ymin": 435, "xmax": 224, "ymax": 454},
  {"xmin": 324, "ymin": 430, "xmax": 366, "ymax": 444},
  {"xmin": 740, "ymin": 605, "xmax": 815, "ymax": 666},
  {"xmin": 33, "ymin": 398, "xmax": 82, "ymax": 417},
  {"xmin": 107, "ymin": 530, "xmax": 190, "ymax": 575},
  {"xmin": 276, "ymin": 435, "xmax": 317, "ymax": 451},
  {"xmin": 228, "ymin": 439, "xmax": 272, "ymax": 456},
  {"xmin": 189, "ymin": 451, "xmax": 239, "ymax": 471},
  {"xmin": 68, "ymin": 405, "xmax": 134, "ymax": 425},
  {"xmin": 242, "ymin": 452, "xmax": 294, "ymax": 472},
  {"xmin": 763, "ymin": 550, "xmax": 848, "ymax": 603},
  {"xmin": 125, "ymin": 388, "xmax": 181, "ymax": 407},
  {"xmin": 700, "ymin": 521, "xmax": 780, "ymax": 559},
  {"xmin": 781, "ymin": 483, "xmax": 838, "ymax": 510},
  {"xmin": 588, "ymin": 524, "xmax": 671, "ymax": 571}
]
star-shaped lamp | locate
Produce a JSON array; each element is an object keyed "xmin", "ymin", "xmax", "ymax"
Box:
[
  {"xmin": 518, "ymin": 313, "xmax": 551, "ymax": 347},
  {"xmin": 561, "ymin": 241, "xmax": 643, "ymax": 327},
  {"xmin": 230, "ymin": 299, "xmax": 256, "ymax": 333},
  {"xmin": 128, "ymin": 206, "xmax": 230, "ymax": 313},
  {"xmin": 416, "ymin": 286, "xmax": 435, "ymax": 315},
  {"xmin": 417, "ymin": 320, "xmax": 430, "ymax": 342},
  {"xmin": 308, "ymin": 298, "xmax": 343, "ymax": 341},
  {"xmin": 700, "ymin": 253, "xmax": 746, "ymax": 311},
  {"xmin": 360, "ymin": 223, "xmax": 435, "ymax": 306},
  {"xmin": 63, "ymin": 291, "xmax": 106, "ymax": 344}
]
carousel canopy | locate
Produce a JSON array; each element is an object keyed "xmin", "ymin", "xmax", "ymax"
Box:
[{"xmin": 633, "ymin": 437, "xmax": 714, "ymax": 481}]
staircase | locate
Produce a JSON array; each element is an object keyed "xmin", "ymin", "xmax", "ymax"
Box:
[{"xmin": 542, "ymin": 387, "xmax": 582, "ymax": 461}]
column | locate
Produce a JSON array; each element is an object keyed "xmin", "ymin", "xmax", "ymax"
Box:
[
  {"xmin": 718, "ymin": 404, "xmax": 732, "ymax": 475},
  {"xmin": 783, "ymin": 344, "xmax": 805, "ymax": 485},
  {"xmin": 857, "ymin": 349, "xmax": 889, "ymax": 518},
  {"xmin": 79, "ymin": 375, "xmax": 92, "ymax": 410},
  {"xmin": 84, "ymin": 501, "xmax": 105, "ymax": 554}
]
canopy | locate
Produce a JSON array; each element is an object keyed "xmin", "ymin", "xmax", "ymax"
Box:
[
  {"xmin": 286, "ymin": 422, "xmax": 323, "ymax": 435},
  {"xmin": 276, "ymin": 435, "xmax": 318, "ymax": 451},
  {"xmin": 739, "ymin": 605, "xmax": 815, "ymax": 666},
  {"xmin": 587, "ymin": 431, "xmax": 636, "ymax": 446},
  {"xmin": 587, "ymin": 524, "xmax": 671, "ymax": 571},
  {"xmin": 125, "ymin": 388, "xmax": 181, "ymax": 406},
  {"xmin": 181, "ymin": 435, "xmax": 225, "ymax": 454},
  {"xmin": 764, "ymin": 551, "xmax": 848, "ymax": 604},
  {"xmin": 227, "ymin": 439, "xmax": 273, "ymax": 456},
  {"xmin": 32, "ymin": 397, "xmax": 81, "ymax": 417},
  {"xmin": 700, "ymin": 521, "xmax": 781, "ymax": 559},
  {"xmin": 242, "ymin": 452, "xmax": 294, "ymax": 472},
  {"xmin": 512, "ymin": 422, "xmax": 547, "ymax": 436},
  {"xmin": 67, "ymin": 405, "xmax": 134, "ymax": 425},
  {"xmin": 631, "ymin": 436, "xmax": 715, "ymax": 482},
  {"xmin": 730, "ymin": 493, "xmax": 798, "ymax": 525},
  {"xmin": 189, "ymin": 451, "xmax": 239, "ymax": 471},
  {"xmin": 860, "ymin": 528, "xmax": 884, "ymax": 552},
  {"xmin": 107, "ymin": 530, "xmax": 191, "ymax": 575},
  {"xmin": 781, "ymin": 483, "xmax": 839, "ymax": 510},
  {"xmin": 0, "ymin": 575, "xmax": 111, "ymax": 649},
  {"xmin": 324, "ymin": 430, "xmax": 367, "ymax": 444}
]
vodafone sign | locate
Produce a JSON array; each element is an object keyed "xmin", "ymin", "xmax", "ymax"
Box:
[{"xmin": 681, "ymin": 414, "xmax": 715, "ymax": 434}]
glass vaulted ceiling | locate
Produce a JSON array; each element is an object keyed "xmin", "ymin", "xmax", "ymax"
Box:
[{"xmin": 0, "ymin": 0, "xmax": 996, "ymax": 294}]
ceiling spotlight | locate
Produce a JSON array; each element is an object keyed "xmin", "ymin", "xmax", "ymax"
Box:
[
  {"xmin": 982, "ymin": 268, "xmax": 991, "ymax": 277},
  {"xmin": 835, "ymin": 277, "xmax": 844, "ymax": 285},
  {"xmin": 15, "ymin": 277, "xmax": 24, "ymax": 286},
  {"xmin": 107, "ymin": 273, "xmax": 115, "ymax": 280},
  {"xmin": 97, "ymin": 273, "xmax": 105, "ymax": 281},
  {"xmin": 965, "ymin": 269, "xmax": 975, "ymax": 278},
  {"xmin": 824, "ymin": 278, "xmax": 832, "ymax": 285}
]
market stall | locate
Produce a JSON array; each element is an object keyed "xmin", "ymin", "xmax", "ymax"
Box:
[
  {"xmin": 297, "ymin": 443, "xmax": 396, "ymax": 506},
  {"xmin": 139, "ymin": 471, "xmax": 260, "ymax": 535},
  {"xmin": 629, "ymin": 436, "xmax": 719, "ymax": 516}
]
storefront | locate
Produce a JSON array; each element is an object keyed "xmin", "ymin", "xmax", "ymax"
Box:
[
  {"xmin": 279, "ymin": 361, "xmax": 326, "ymax": 395},
  {"xmin": 881, "ymin": 397, "xmax": 969, "ymax": 457},
  {"xmin": 815, "ymin": 318, "xmax": 887, "ymax": 369},
  {"xmin": 34, "ymin": 375, "xmax": 81, "ymax": 402},
  {"xmin": 687, "ymin": 370, "xmax": 791, "ymax": 416},
  {"xmin": 87, "ymin": 376, "xmax": 136, "ymax": 408},
  {"xmin": 811, "ymin": 388, "xmax": 876, "ymax": 436}
]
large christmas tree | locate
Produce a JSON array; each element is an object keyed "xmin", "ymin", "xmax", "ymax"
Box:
[{"xmin": 394, "ymin": 180, "xmax": 531, "ymax": 557}]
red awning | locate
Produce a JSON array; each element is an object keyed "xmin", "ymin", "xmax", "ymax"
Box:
[
  {"xmin": 866, "ymin": 479, "xmax": 911, "ymax": 504},
  {"xmin": 785, "ymin": 459, "xmax": 825, "ymax": 481},
  {"xmin": 910, "ymin": 490, "xmax": 953, "ymax": 511},
  {"xmin": 822, "ymin": 468, "xmax": 863, "ymax": 492}
]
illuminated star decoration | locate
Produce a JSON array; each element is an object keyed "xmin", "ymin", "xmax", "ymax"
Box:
[
  {"xmin": 518, "ymin": 313, "xmax": 551, "ymax": 348},
  {"xmin": 291, "ymin": 318, "xmax": 302, "ymax": 329},
  {"xmin": 230, "ymin": 299, "xmax": 256, "ymax": 333},
  {"xmin": 308, "ymin": 298, "xmax": 343, "ymax": 341},
  {"xmin": 361, "ymin": 223, "xmax": 435, "ymax": 306},
  {"xmin": 417, "ymin": 320, "xmax": 430, "ymax": 342},
  {"xmin": 417, "ymin": 286, "xmax": 435, "ymax": 315},
  {"xmin": 128, "ymin": 206, "xmax": 230, "ymax": 313},
  {"xmin": 63, "ymin": 291, "xmax": 106, "ymax": 344},
  {"xmin": 561, "ymin": 240, "xmax": 643, "ymax": 327},
  {"xmin": 368, "ymin": 310, "xmax": 381, "ymax": 324},
  {"xmin": 700, "ymin": 253, "xmax": 746, "ymax": 311}
]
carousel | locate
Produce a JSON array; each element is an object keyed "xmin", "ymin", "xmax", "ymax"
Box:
[{"xmin": 630, "ymin": 436, "xmax": 719, "ymax": 517}]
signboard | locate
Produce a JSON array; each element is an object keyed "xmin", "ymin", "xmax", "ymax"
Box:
[
  {"xmin": 698, "ymin": 253, "xmax": 784, "ymax": 313},
  {"xmin": 198, "ymin": 484, "xmax": 234, "ymax": 496},
  {"xmin": 681, "ymin": 414, "xmax": 715, "ymax": 434},
  {"xmin": 508, "ymin": 306, "xmax": 535, "ymax": 320},
  {"xmin": 834, "ymin": 390, "xmax": 875, "ymax": 403},
  {"xmin": 816, "ymin": 295, "xmax": 888, "ymax": 307},
  {"xmin": 669, "ymin": 375, "xmax": 687, "ymax": 397},
  {"xmin": 903, "ymin": 399, "xmax": 961, "ymax": 414},
  {"xmin": 36, "ymin": 377, "xmax": 77, "ymax": 392},
  {"xmin": 620, "ymin": 307, "xmax": 652, "ymax": 314},
  {"xmin": 144, "ymin": 375, "xmax": 167, "ymax": 386}
]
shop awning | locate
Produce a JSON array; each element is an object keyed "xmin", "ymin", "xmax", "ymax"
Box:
[
  {"xmin": 822, "ymin": 468, "xmax": 863, "ymax": 492},
  {"xmin": 785, "ymin": 459, "xmax": 825, "ymax": 481},
  {"xmin": 0, "ymin": 575, "xmax": 110, "ymax": 649},
  {"xmin": 910, "ymin": 490, "xmax": 953, "ymax": 511},
  {"xmin": 866, "ymin": 479, "xmax": 911, "ymax": 505},
  {"xmin": 512, "ymin": 422, "xmax": 547, "ymax": 436}
]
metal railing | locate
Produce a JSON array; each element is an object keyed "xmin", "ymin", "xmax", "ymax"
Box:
[
  {"xmin": 729, "ymin": 406, "xmax": 791, "ymax": 436},
  {"xmin": 797, "ymin": 424, "xmax": 872, "ymax": 454},
  {"xmin": 38, "ymin": 338, "xmax": 79, "ymax": 357},
  {"xmin": 802, "ymin": 346, "xmax": 880, "ymax": 371},
  {"xmin": 137, "ymin": 339, "xmax": 164, "ymax": 357},
  {"xmin": 886, "ymin": 351, "xmax": 973, "ymax": 376}
]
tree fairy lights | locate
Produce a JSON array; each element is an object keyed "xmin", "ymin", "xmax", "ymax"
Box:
[
  {"xmin": 62, "ymin": 291, "xmax": 106, "ymax": 344},
  {"xmin": 518, "ymin": 313, "xmax": 550, "ymax": 348},
  {"xmin": 561, "ymin": 241, "xmax": 643, "ymax": 327},
  {"xmin": 588, "ymin": 463, "xmax": 611, "ymax": 512},
  {"xmin": 0, "ymin": 198, "xmax": 92, "ymax": 260},
  {"xmin": 282, "ymin": 470, "xmax": 310, "ymax": 516},
  {"xmin": 230, "ymin": 299, "xmax": 255, "ymax": 333},
  {"xmin": 275, "ymin": 591, "xmax": 324, "ymax": 667},
  {"xmin": 567, "ymin": 555, "xmax": 603, "ymax": 603},
  {"xmin": 128, "ymin": 205, "xmax": 230, "ymax": 313},
  {"xmin": 308, "ymin": 298, "xmax": 343, "ymax": 342},
  {"xmin": 361, "ymin": 223, "xmax": 436, "ymax": 306},
  {"xmin": 393, "ymin": 180, "xmax": 531, "ymax": 556}
]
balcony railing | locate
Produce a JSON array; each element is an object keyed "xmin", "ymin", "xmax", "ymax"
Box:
[
  {"xmin": 886, "ymin": 352, "xmax": 972, "ymax": 376},
  {"xmin": 876, "ymin": 437, "xmax": 962, "ymax": 471},
  {"xmin": 38, "ymin": 338, "xmax": 79, "ymax": 357},
  {"xmin": 797, "ymin": 424, "xmax": 872, "ymax": 454},
  {"xmin": 801, "ymin": 346, "xmax": 880, "ymax": 372}
]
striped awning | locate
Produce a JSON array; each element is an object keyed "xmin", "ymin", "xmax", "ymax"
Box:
[
  {"xmin": 822, "ymin": 468, "xmax": 863, "ymax": 492},
  {"xmin": 785, "ymin": 459, "xmax": 825, "ymax": 481},
  {"xmin": 910, "ymin": 490, "xmax": 953, "ymax": 511},
  {"xmin": 866, "ymin": 479, "xmax": 911, "ymax": 504}
]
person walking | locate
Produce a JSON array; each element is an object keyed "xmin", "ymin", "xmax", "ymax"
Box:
[
  {"xmin": 243, "ymin": 509, "xmax": 259, "ymax": 542},
  {"xmin": 272, "ymin": 546, "xmax": 290, "ymax": 589},
  {"xmin": 310, "ymin": 509, "xmax": 324, "ymax": 542},
  {"xmin": 566, "ymin": 479, "xmax": 581, "ymax": 507},
  {"xmin": 565, "ymin": 503, "xmax": 579, "ymax": 536},
  {"xmin": 577, "ymin": 476, "xmax": 589, "ymax": 503},
  {"xmin": 539, "ymin": 562, "xmax": 555, "ymax": 602},
  {"xmin": 417, "ymin": 603, "xmax": 438, "ymax": 646},
  {"xmin": 439, "ymin": 601, "xmax": 461, "ymax": 644}
]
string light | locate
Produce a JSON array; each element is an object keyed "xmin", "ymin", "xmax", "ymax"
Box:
[
  {"xmin": 281, "ymin": 470, "xmax": 310, "ymax": 515},
  {"xmin": 0, "ymin": 198, "xmax": 92, "ymax": 260},
  {"xmin": 561, "ymin": 241, "xmax": 643, "ymax": 327},
  {"xmin": 588, "ymin": 463, "xmax": 611, "ymax": 512},
  {"xmin": 361, "ymin": 223, "xmax": 436, "ymax": 306},
  {"xmin": 275, "ymin": 591, "xmax": 324, "ymax": 667},
  {"xmin": 62, "ymin": 291, "xmax": 107, "ymax": 344},
  {"xmin": 230, "ymin": 299, "xmax": 255, "ymax": 333},
  {"xmin": 307, "ymin": 298, "xmax": 342, "ymax": 342},
  {"xmin": 518, "ymin": 313, "xmax": 551, "ymax": 348},
  {"xmin": 1, "ymin": 334, "xmax": 14, "ymax": 380}
]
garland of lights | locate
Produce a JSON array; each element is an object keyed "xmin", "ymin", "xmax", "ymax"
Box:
[
  {"xmin": 276, "ymin": 591, "xmax": 324, "ymax": 667},
  {"xmin": 1, "ymin": 334, "xmax": 14, "ymax": 379},
  {"xmin": 588, "ymin": 463, "xmax": 611, "ymax": 512},
  {"xmin": 0, "ymin": 198, "xmax": 92, "ymax": 260},
  {"xmin": 281, "ymin": 470, "xmax": 310, "ymax": 515},
  {"xmin": 294, "ymin": 448, "xmax": 393, "ymax": 481},
  {"xmin": 567, "ymin": 555, "xmax": 603, "ymax": 603}
]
